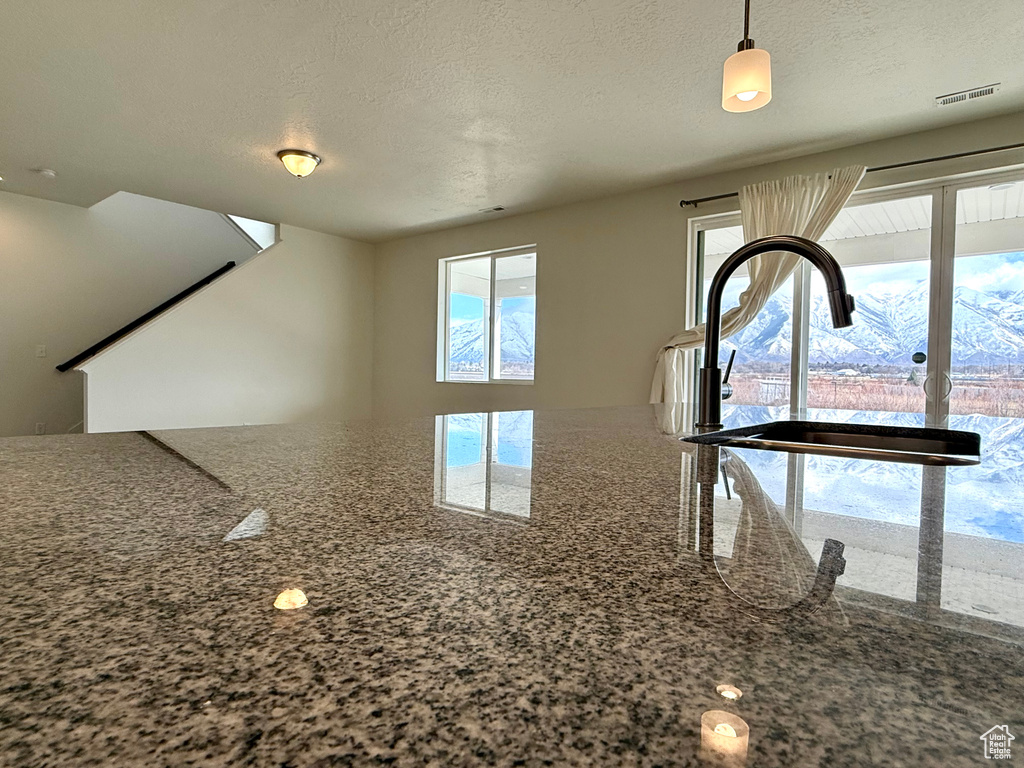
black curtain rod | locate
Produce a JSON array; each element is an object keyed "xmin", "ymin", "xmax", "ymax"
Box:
[{"xmin": 678, "ymin": 141, "xmax": 1024, "ymax": 208}]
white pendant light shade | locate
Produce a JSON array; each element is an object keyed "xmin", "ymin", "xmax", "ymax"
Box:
[{"xmin": 722, "ymin": 47, "xmax": 772, "ymax": 112}]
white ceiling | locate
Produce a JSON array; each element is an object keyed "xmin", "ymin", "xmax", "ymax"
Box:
[{"xmin": 1, "ymin": 0, "xmax": 1022, "ymax": 242}]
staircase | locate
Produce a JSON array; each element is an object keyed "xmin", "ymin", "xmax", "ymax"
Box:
[{"xmin": 57, "ymin": 261, "xmax": 238, "ymax": 372}]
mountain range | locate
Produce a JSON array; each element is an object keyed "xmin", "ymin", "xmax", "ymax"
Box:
[
  {"xmin": 451, "ymin": 280, "xmax": 1024, "ymax": 371},
  {"xmin": 723, "ymin": 280, "xmax": 1024, "ymax": 367},
  {"xmin": 449, "ymin": 310, "xmax": 536, "ymax": 372}
]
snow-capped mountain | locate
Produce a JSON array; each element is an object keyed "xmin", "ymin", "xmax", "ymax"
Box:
[
  {"xmin": 495, "ymin": 311, "xmax": 536, "ymax": 364},
  {"xmin": 448, "ymin": 319, "xmax": 486, "ymax": 372},
  {"xmin": 721, "ymin": 279, "xmax": 1024, "ymax": 366},
  {"xmin": 449, "ymin": 310, "xmax": 536, "ymax": 372}
]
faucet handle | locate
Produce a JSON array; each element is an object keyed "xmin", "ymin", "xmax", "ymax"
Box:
[{"xmin": 721, "ymin": 349, "xmax": 736, "ymax": 400}]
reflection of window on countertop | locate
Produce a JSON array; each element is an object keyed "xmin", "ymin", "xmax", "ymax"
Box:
[
  {"xmin": 433, "ymin": 410, "xmax": 534, "ymax": 520},
  {"xmin": 682, "ymin": 412, "xmax": 1024, "ymax": 639}
]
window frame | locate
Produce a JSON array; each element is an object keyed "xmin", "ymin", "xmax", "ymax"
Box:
[{"xmin": 437, "ymin": 245, "xmax": 537, "ymax": 385}]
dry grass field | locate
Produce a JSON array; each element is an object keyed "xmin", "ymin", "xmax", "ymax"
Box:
[{"xmin": 726, "ymin": 370, "xmax": 1024, "ymax": 418}]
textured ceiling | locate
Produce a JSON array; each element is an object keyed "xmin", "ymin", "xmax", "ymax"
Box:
[{"xmin": 1, "ymin": 0, "xmax": 1022, "ymax": 242}]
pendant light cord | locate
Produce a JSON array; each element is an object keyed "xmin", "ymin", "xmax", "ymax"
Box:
[{"xmin": 743, "ymin": 0, "xmax": 750, "ymax": 41}]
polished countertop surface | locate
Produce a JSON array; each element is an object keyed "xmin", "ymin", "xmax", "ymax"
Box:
[{"xmin": 1, "ymin": 406, "xmax": 1021, "ymax": 767}]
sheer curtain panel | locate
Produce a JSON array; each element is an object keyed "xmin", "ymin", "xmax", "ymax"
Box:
[{"xmin": 651, "ymin": 165, "xmax": 866, "ymax": 403}]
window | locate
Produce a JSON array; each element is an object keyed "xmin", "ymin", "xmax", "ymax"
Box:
[{"xmin": 438, "ymin": 247, "xmax": 537, "ymax": 382}]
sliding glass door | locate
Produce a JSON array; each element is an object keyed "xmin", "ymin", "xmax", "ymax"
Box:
[
  {"xmin": 696, "ymin": 190, "xmax": 936, "ymax": 426},
  {"xmin": 939, "ymin": 175, "xmax": 1024, "ymax": 625},
  {"xmin": 805, "ymin": 193, "xmax": 934, "ymax": 425},
  {"xmin": 691, "ymin": 170, "xmax": 1024, "ymax": 629},
  {"xmin": 946, "ymin": 177, "xmax": 1024, "ymax": 421},
  {"xmin": 694, "ymin": 173, "xmax": 1024, "ymax": 429}
]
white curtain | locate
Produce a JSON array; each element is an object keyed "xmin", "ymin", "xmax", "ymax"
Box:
[{"xmin": 650, "ymin": 165, "xmax": 867, "ymax": 404}]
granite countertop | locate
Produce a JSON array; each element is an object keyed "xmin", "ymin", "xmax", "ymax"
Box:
[{"xmin": 1, "ymin": 406, "xmax": 1021, "ymax": 767}]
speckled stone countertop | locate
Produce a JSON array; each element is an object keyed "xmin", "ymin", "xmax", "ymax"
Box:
[{"xmin": 1, "ymin": 406, "xmax": 1021, "ymax": 767}]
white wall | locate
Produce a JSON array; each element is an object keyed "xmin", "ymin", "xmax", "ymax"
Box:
[
  {"xmin": 372, "ymin": 111, "xmax": 1024, "ymax": 419},
  {"xmin": 80, "ymin": 225, "xmax": 374, "ymax": 433},
  {"xmin": 0, "ymin": 191, "xmax": 258, "ymax": 437}
]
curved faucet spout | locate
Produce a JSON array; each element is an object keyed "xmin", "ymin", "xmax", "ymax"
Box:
[{"xmin": 696, "ymin": 234, "xmax": 856, "ymax": 432}]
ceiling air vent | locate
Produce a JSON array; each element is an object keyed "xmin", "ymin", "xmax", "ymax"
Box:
[{"xmin": 935, "ymin": 83, "xmax": 1001, "ymax": 107}]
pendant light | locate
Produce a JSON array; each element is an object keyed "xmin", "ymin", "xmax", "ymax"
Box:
[
  {"xmin": 277, "ymin": 149, "xmax": 321, "ymax": 178},
  {"xmin": 722, "ymin": 0, "xmax": 772, "ymax": 113}
]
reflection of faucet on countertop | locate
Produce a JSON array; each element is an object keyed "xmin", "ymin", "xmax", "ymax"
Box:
[
  {"xmin": 696, "ymin": 235, "xmax": 856, "ymax": 433},
  {"xmin": 694, "ymin": 443, "xmax": 847, "ymax": 624}
]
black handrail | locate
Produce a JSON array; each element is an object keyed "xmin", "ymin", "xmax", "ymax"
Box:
[{"xmin": 56, "ymin": 261, "xmax": 237, "ymax": 372}]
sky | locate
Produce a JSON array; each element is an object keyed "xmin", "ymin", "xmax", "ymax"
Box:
[
  {"xmin": 501, "ymin": 297, "xmax": 535, "ymax": 317},
  {"xmin": 450, "ymin": 293, "xmax": 484, "ymax": 323},
  {"xmin": 450, "ymin": 293, "xmax": 536, "ymax": 323},
  {"xmin": 809, "ymin": 251, "xmax": 1024, "ymax": 296},
  {"xmin": 811, "ymin": 259, "xmax": 929, "ymax": 298},
  {"xmin": 707, "ymin": 250, "xmax": 1024, "ymax": 315},
  {"xmin": 955, "ymin": 251, "xmax": 1024, "ymax": 293}
]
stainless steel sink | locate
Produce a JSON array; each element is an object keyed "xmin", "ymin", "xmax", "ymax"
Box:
[{"xmin": 682, "ymin": 421, "xmax": 981, "ymax": 466}]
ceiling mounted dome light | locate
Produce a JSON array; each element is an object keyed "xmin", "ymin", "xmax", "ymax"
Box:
[
  {"xmin": 277, "ymin": 149, "xmax": 321, "ymax": 178},
  {"xmin": 722, "ymin": 0, "xmax": 772, "ymax": 113}
]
